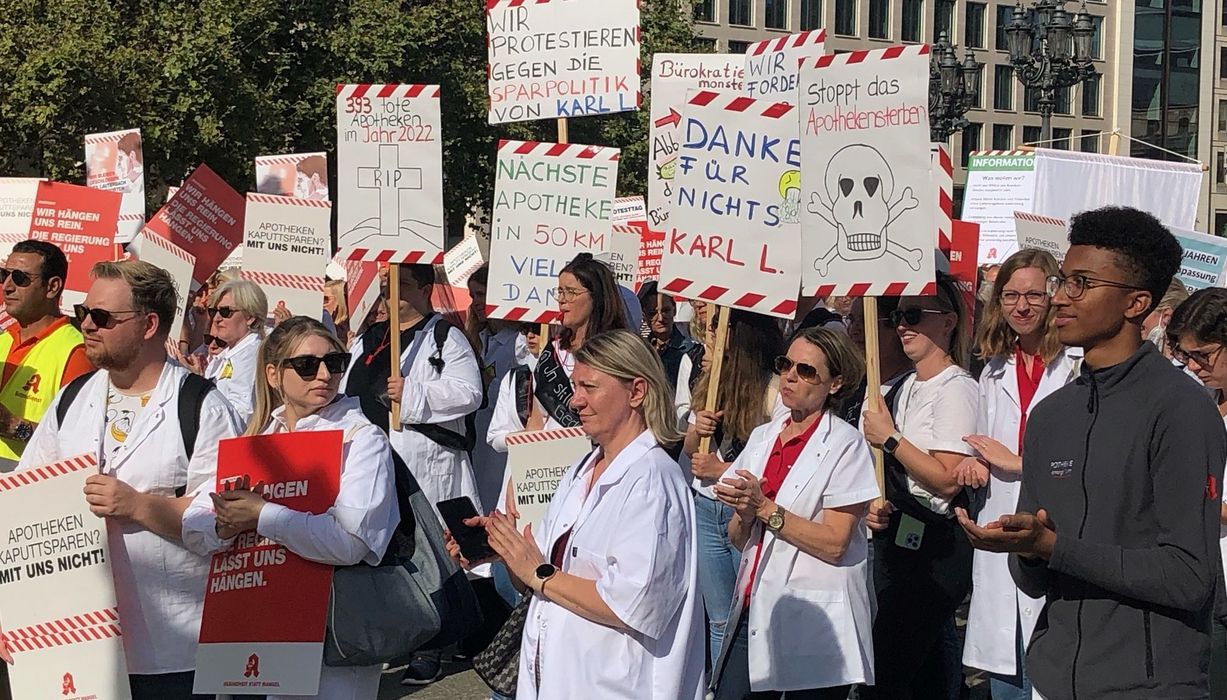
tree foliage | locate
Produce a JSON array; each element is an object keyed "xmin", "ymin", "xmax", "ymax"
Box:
[{"xmin": 0, "ymin": 0, "xmax": 703, "ymax": 239}]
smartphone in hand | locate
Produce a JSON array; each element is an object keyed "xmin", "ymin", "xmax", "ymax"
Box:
[{"xmin": 436, "ymin": 497, "xmax": 496, "ymax": 562}]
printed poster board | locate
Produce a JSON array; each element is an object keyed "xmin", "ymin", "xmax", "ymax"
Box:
[
  {"xmin": 611, "ymin": 196, "xmax": 646, "ymax": 223},
  {"xmin": 1014, "ymin": 211, "xmax": 1069, "ymax": 263},
  {"xmin": 341, "ymin": 260, "xmax": 382, "ymax": 330},
  {"xmin": 0, "ymin": 178, "xmax": 42, "ymax": 260},
  {"xmin": 241, "ymin": 194, "xmax": 331, "ymax": 318},
  {"xmin": 598, "ymin": 224, "xmax": 641, "ymax": 289},
  {"xmin": 949, "ymin": 220, "xmax": 980, "ymax": 332},
  {"xmin": 505, "ymin": 428, "xmax": 592, "ymax": 531},
  {"xmin": 486, "ymin": 0, "xmax": 641, "ymax": 124},
  {"xmin": 255, "ymin": 152, "xmax": 330, "ymax": 201},
  {"xmin": 486, "ymin": 140, "xmax": 619, "ymax": 323},
  {"xmin": 27, "ymin": 182, "xmax": 121, "ymax": 312},
  {"xmin": 335, "ymin": 84, "xmax": 445, "ymax": 265},
  {"xmin": 634, "ymin": 220, "xmax": 664, "ymax": 289},
  {"xmin": 84, "ymin": 129, "xmax": 146, "ymax": 244},
  {"xmin": 444, "ymin": 235, "xmax": 486, "ymax": 289},
  {"xmin": 0, "ymin": 454, "xmax": 131, "ymax": 700},
  {"xmin": 799, "ymin": 45, "xmax": 936, "ymax": 298},
  {"xmin": 1171, "ymin": 228, "xmax": 1227, "ymax": 291},
  {"xmin": 194, "ymin": 431, "xmax": 342, "ymax": 696},
  {"xmin": 961, "ymin": 151, "xmax": 1037, "ymax": 265},
  {"xmin": 744, "ymin": 30, "xmax": 827, "ymax": 103},
  {"xmin": 658, "ymin": 90, "xmax": 801, "ymax": 319},
  {"xmin": 134, "ymin": 234, "xmax": 196, "ymax": 344}
]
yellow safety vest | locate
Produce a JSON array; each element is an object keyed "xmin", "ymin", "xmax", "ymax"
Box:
[{"xmin": 0, "ymin": 322, "xmax": 85, "ymax": 460}]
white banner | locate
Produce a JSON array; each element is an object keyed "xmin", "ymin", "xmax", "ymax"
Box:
[
  {"xmin": 744, "ymin": 30, "xmax": 827, "ymax": 104},
  {"xmin": 241, "ymin": 194, "xmax": 331, "ymax": 318},
  {"xmin": 0, "ymin": 177, "xmax": 42, "ymax": 260},
  {"xmin": 254, "ymin": 152, "xmax": 330, "ymax": 201},
  {"xmin": 135, "ymin": 234, "xmax": 197, "ymax": 344},
  {"xmin": 1033, "ymin": 148, "xmax": 1202, "ymax": 230},
  {"xmin": 1014, "ymin": 211, "xmax": 1069, "ymax": 263},
  {"xmin": 800, "ymin": 45, "xmax": 936, "ymax": 297},
  {"xmin": 961, "ymin": 151, "xmax": 1037, "ymax": 265},
  {"xmin": 335, "ymin": 84, "xmax": 445, "ymax": 264},
  {"xmin": 505, "ymin": 428, "xmax": 592, "ymax": 531},
  {"xmin": 84, "ymin": 129, "xmax": 145, "ymax": 244}
]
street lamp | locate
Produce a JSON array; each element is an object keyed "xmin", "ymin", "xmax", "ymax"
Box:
[
  {"xmin": 929, "ymin": 31, "xmax": 984, "ymax": 143},
  {"xmin": 1006, "ymin": 0, "xmax": 1098, "ymax": 144}
]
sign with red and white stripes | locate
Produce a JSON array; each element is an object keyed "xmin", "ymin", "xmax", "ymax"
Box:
[
  {"xmin": 486, "ymin": 140, "xmax": 620, "ymax": 323},
  {"xmin": 658, "ymin": 90, "xmax": 803, "ymax": 319},
  {"xmin": 0, "ymin": 453, "xmax": 130, "ymax": 700},
  {"xmin": 932, "ymin": 143, "xmax": 954, "ymax": 259},
  {"xmin": 84, "ymin": 128, "xmax": 145, "ymax": 244},
  {"xmin": 1014, "ymin": 210, "xmax": 1069, "ymax": 262},
  {"xmin": 341, "ymin": 259, "xmax": 382, "ymax": 331},
  {"xmin": 335, "ymin": 84, "xmax": 445, "ymax": 265},
  {"xmin": 134, "ymin": 232, "xmax": 196, "ymax": 344},
  {"xmin": 962, "ymin": 150, "xmax": 1038, "ymax": 264},
  {"xmin": 27, "ymin": 181, "xmax": 122, "ymax": 314},
  {"xmin": 242, "ymin": 193, "xmax": 331, "ymax": 318},
  {"xmin": 800, "ymin": 44, "xmax": 937, "ymax": 298},
  {"xmin": 744, "ymin": 29, "xmax": 826, "ymax": 104},
  {"xmin": 506, "ymin": 427, "xmax": 592, "ymax": 530},
  {"xmin": 0, "ymin": 177, "xmax": 43, "ymax": 259},
  {"xmin": 255, "ymin": 152, "xmax": 330, "ymax": 201},
  {"xmin": 486, "ymin": 0, "xmax": 641, "ymax": 124}
]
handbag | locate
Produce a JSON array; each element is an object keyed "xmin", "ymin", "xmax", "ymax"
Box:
[
  {"xmin": 323, "ymin": 445, "xmax": 483, "ymax": 667},
  {"xmin": 473, "ymin": 593, "xmax": 531, "ymax": 696}
]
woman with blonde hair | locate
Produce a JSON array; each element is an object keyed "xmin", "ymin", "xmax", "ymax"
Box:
[
  {"xmin": 1143, "ymin": 277, "xmax": 1190, "ymax": 357},
  {"xmin": 323, "ymin": 278, "xmax": 350, "ymax": 343},
  {"xmin": 178, "ymin": 279, "xmax": 268, "ymax": 423}
]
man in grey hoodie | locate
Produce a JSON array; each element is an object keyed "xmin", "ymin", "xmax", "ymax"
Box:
[{"xmin": 957, "ymin": 206, "xmax": 1226, "ymax": 699}]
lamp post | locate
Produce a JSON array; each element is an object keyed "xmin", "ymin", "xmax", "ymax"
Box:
[
  {"xmin": 1006, "ymin": 0, "xmax": 1097, "ymax": 144},
  {"xmin": 929, "ymin": 31, "xmax": 984, "ymax": 143}
]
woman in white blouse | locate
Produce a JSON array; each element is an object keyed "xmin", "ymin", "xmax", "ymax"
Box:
[
  {"xmin": 711, "ymin": 326, "xmax": 878, "ymax": 699},
  {"xmin": 179, "ymin": 279, "xmax": 267, "ymax": 422},
  {"xmin": 184, "ymin": 317, "xmax": 399, "ymax": 700}
]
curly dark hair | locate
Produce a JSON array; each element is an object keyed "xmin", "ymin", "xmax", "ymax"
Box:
[{"xmin": 1067, "ymin": 206, "xmax": 1182, "ymax": 313}]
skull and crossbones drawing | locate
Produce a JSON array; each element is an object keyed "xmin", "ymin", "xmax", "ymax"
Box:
[{"xmin": 807, "ymin": 144, "xmax": 924, "ymax": 276}]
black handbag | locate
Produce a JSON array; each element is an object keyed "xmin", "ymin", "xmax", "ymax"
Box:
[{"xmin": 473, "ymin": 593, "xmax": 531, "ymax": 696}]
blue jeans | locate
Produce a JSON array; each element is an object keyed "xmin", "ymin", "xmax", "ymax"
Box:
[
  {"xmin": 988, "ymin": 616, "xmax": 1032, "ymax": 700},
  {"xmin": 695, "ymin": 492, "xmax": 742, "ymax": 667}
]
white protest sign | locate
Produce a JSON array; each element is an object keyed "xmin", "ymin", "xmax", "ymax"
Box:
[
  {"xmin": 487, "ymin": 140, "xmax": 619, "ymax": 322},
  {"xmin": 0, "ymin": 177, "xmax": 42, "ymax": 260},
  {"xmin": 0, "ymin": 455, "xmax": 131, "ymax": 700},
  {"xmin": 335, "ymin": 84, "xmax": 444, "ymax": 264},
  {"xmin": 505, "ymin": 428, "xmax": 592, "ymax": 531},
  {"xmin": 85, "ymin": 129, "xmax": 145, "ymax": 244},
  {"xmin": 1171, "ymin": 228, "xmax": 1227, "ymax": 291},
  {"xmin": 961, "ymin": 151, "xmax": 1037, "ymax": 265},
  {"xmin": 1014, "ymin": 211, "xmax": 1069, "ymax": 263},
  {"xmin": 744, "ymin": 30, "xmax": 827, "ymax": 103},
  {"xmin": 486, "ymin": 0, "xmax": 641, "ymax": 124},
  {"xmin": 241, "ymin": 194, "xmax": 330, "ymax": 317},
  {"xmin": 444, "ymin": 235, "xmax": 486, "ymax": 288},
  {"xmin": 800, "ymin": 45, "xmax": 936, "ymax": 297},
  {"xmin": 596, "ymin": 224, "xmax": 641, "ymax": 288},
  {"xmin": 659, "ymin": 90, "xmax": 802, "ymax": 319},
  {"xmin": 255, "ymin": 152, "xmax": 330, "ymax": 201},
  {"xmin": 649, "ymin": 53, "xmax": 744, "ymax": 231},
  {"xmin": 340, "ymin": 259, "xmax": 382, "ymax": 330},
  {"xmin": 612, "ymin": 196, "xmax": 646, "ymax": 223},
  {"xmin": 135, "ymin": 234, "xmax": 196, "ymax": 344}
]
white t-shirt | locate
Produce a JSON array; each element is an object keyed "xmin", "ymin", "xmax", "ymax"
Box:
[
  {"xmin": 102, "ymin": 385, "xmax": 151, "ymax": 468},
  {"xmin": 893, "ymin": 364, "xmax": 978, "ymax": 514}
]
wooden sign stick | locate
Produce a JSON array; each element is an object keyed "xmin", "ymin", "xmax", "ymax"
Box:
[{"xmin": 698, "ymin": 304, "xmax": 731, "ymax": 455}]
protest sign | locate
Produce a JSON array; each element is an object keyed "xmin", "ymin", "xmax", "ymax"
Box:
[
  {"xmin": 84, "ymin": 129, "xmax": 146, "ymax": 244},
  {"xmin": 486, "ymin": 0, "xmax": 641, "ymax": 124},
  {"xmin": 135, "ymin": 233, "xmax": 196, "ymax": 344},
  {"xmin": 949, "ymin": 220, "xmax": 980, "ymax": 320},
  {"xmin": 1014, "ymin": 211, "xmax": 1069, "ymax": 263},
  {"xmin": 0, "ymin": 454, "xmax": 131, "ymax": 700},
  {"xmin": 961, "ymin": 151, "xmax": 1036, "ymax": 265},
  {"xmin": 195, "ymin": 431, "xmax": 342, "ymax": 696},
  {"xmin": 659, "ymin": 90, "xmax": 802, "ymax": 318},
  {"xmin": 335, "ymin": 84, "xmax": 445, "ymax": 265},
  {"xmin": 505, "ymin": 428, "xmax": 592, "ymax": 531},
  {"xmin": 597, "ymin": 224, "xmax": 641, "ymax": 288},
  {"xmin": 744, "ymin": 30, "xmax": 826, "ymax": 103},
  {"xmin": 444, "ymin": 235, "xmax": 485, "ymax": 288},
  {"xmin": 134, "ymin": 163, "xmax": 245, "ymax": 288},
  {"xmin": 612, "ymin": 196, "xmax": 646, "ymax": 223},
  {"xmin": 634, "ymin": 220, "xmax": 664, "ymax": 289},
  {"xmin": 241, "ymin": 194, "xmax": 331, "ymax": 317},
  {"xmin": 799, "ymin": 45, "xmax": 936, "ymax": 298},
  {"xmin": 341, "ymin": 260, "xmax": 382, "ymax": 331},
  {"xmin": 1171, "ymin": 228, "xmax": 1227, "ymax": 291},
  {"xmin": 0, "ymin": 178, "xmax": 43, "ymax": 260},
  {"xmin": 649, "ymin": 53, "xmax": 744, "ymax": 231},
  {"xmin": 932, "ymin": 144, "xmax": 954, "ymax": 258},
  {"xmin": 28, "ymin": 182, "xmax": 121, "ymax": 311},
  {"xmin": 486, "ymin": 140, "xmax": 619, "ymax": 322},
  {"xmin": 254, "ymin": 153, "xmax": 330, "ymax": 201}
]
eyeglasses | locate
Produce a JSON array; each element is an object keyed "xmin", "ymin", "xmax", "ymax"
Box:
[
  {"xmin": 1172, "ymin": 344, "xmax": 1224, "ymax": 369},
  {"xmin": 0, "ymin": 268, "xmax": 39, "ymax": 287},
  {"xmin": 555, "ymin": 287, "xmax": 589, "ymax": 302},
  {"xmin": 1046, "ymin": 274, "xmax": 1146, "ymax": 300},
  {"xmin": 773, "ymin": 355, "xmax": 827, "ymax": 384},
  {"xmin": 203, "ymin": 334, "xmax": 228, "ymax": 349},
  {"xmin": 889, "ymin": 307, "xmax": 950, "ymax": 327},
  {"xmin": 73, "ymin": 304, "xmax": 140, "ymax": 329},
  {"xmin": 207, "ymin": 306, "xmax": 240, "ymax": 319},
  {"xmin": 999, "ymin": 290, "xmax": 1049, "ymax": 307},
  {"xmin": 279, "ymin": 352, "xmax": 351, "ymax": 380}
]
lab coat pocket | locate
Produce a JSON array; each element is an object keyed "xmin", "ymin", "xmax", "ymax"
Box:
[
  {"xmin": 768, "ymin": 588, "xmax": 852, "ymax": 658},
  {"xmin": 566, "ymin": 545, "xmax": 607, "ymax": 581}
]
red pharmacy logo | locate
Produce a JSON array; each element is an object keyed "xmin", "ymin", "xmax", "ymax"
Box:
[
  {"xmin": 61, "ymin": 672, "xmax": 76, "ymax": 696},
  {"xmin": 244, "ymin": 653, "xmax": 260, "ymax": 678}
]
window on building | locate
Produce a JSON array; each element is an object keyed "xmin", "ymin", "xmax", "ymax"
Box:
[
  {"xmin": 1216, "ymin": 212, "xmax": 1227, "ymax": 237},
  {"xmin": 1090, "ymin": 15, "xmax": 1103, "ymax": 60},
  {"xmin": 995, "ymin": 5, "xmax": 1014, "ymax": 51},
  {"xmin": 835, "ymin": 0, "xmax": 856, "ymax": 35},
  {"xmin": 1080, "ymin": 130, "xmax": 1100, "ymax": 153},
  {"xmin": 1222, "ymin": 48, "xmax": 1227, "ymax": 80},
  {"xmin": 728, "ymin": 40, "xmax": 751, "ymax": 53},
  {"xmin": 970, "ymin": 69, "xmax": 983, "ymax": 108},
  {"xmin": 869, "ymin": 0, "xmax": 889, "ymax": 39},
  {"xmin": 1082, "ymin": 75, "xmax": 1100, "ymax": 117},
  {"xmin": 993, "ymin": 65, "xmax": 1014, "ymax": 110},
  {"xmin": 694, "ymin": 0, "xmax": 715, "ymax": 23},
  {"xmin": 800, "ymin": 0, "xmax": 822, "ymax": 31},
  {"xmin": 902, "ymin": 0, "xmax": 924, "ymax": 42},
  {"xmin": 1023, "ymin": 125, "xmax": 1042, "ymax": 145},
  {"xmin": 1218, "ymin": 151, "xmax": 1227, "ymax": 186},
  {"xmin": 695, "ymin": 37, "xmax": 718, "ymax": 51},
  {"xmin": 965, "ymin": 2, "xmax": 986, "ymax": 48},
  {"xmin": 1219, "ymin": 100, "xmax": 1227, "ymax": 133},
  {"xmin": 961, "ymin": 123, "xmax": 983, "ymax": 166},
  {"xmin": 992, "ymin": 124, "xmax": 1013, "ymax": 150},
  {"xmin": 729, "ymin": 0, "xmax": 752, "ymax": 27},
  {"xmin": 1024, "ymin": 85, "xmax": 1040, "ymax": 112},
  {"xmin": 1055, "ymin": 86, "xmax": 1071, "ymax": 115},
  {"xmin": 935, "ymin": 0, "xmax": 954, "ymax": 39},
  {"xmin": 765, "ymin": 0, "xmax": 788, "ymax": 29},
  {"xmin": 1052, "ymin": 127, "xmax": 1072, "ymax": 150}
]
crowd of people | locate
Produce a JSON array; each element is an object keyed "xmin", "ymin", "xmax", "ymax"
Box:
[{"xmin": 0, "ymin": 204, "xmax": 1225, "ymax": 700}]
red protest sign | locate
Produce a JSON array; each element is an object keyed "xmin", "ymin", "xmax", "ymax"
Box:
[
  {"xmin": 950, "ymin": 220, "xmax": 981, "ymax": 334},
  {"xmin": 26, "ymin": 181, "xmax": 121, "ymax": 311},
  {"xmin": 629, "ymin": 220, "xmax": 664, "ymax": 292},
  {"xmin": 194, "ymin": 430, "xmax": 342, "ymax": 696},
  {"xmin": 140, "ymin": 163, "xmax": 245, "ymax": 287}
]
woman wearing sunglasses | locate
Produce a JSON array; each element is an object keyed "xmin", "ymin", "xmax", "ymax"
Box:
[
  {"xmin": 178, "ymin": 280, "xmax": 267, "ymax": 423},
  {"xmin": 859, "ymin": 272, "xmax": 979, "ymax": 699},
  {"xmin": 184, "ymin": 316, "xmax": 398, "ymax": 700},
  {"xmin": 709, "ymin": 326, "xmax": 876, "ymax": 699}
]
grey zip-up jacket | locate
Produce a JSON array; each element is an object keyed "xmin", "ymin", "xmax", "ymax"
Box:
[{"xmin": 1010, "ymin": 343, "xmax": 1226, "ymax": 699}]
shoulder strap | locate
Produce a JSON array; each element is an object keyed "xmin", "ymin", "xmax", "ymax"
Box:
[
  {"xmin": 55, "ymin": 370, "xmax": 99, "ymax": 426},
  {"xmin": 430, "ymin": 318, "xmax": 452, "ymax": 372},
  {"xmin": 178, "ymin": 373, "xmax": 215, "ymax": 461}
]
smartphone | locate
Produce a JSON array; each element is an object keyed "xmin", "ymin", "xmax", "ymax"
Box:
[{"xmin": 436, "ymin": 497, "xmax": 496, "ymax": 562}]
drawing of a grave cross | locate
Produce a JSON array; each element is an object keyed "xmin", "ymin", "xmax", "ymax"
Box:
[{"xmin": 357, "ymin": 144, "xmax": 423, "ymax": 236}]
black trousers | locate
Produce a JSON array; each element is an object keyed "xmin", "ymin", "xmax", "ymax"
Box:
[{"xmin": 129, "ymin": 671, "xmax": 212, "ymax": 700}]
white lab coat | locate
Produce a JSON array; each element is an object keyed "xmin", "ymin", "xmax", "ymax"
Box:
[
  {"xmin": 17, "ymin": 361, "xmax": 244, "ymax": 674},
  {"xmin": 962, "ymin": 347, "xmax": 1080, "ymax": 676},
  {"xmin": 713, "ymin": 413, "xmax": 879, "ymax": 691},
  {"xmin": 204, "ymin": 330, "xmax": 261, "ymax": 425},
  {"xmin": 472, "ymin": 327, "xmax": 529, "ymax": 511},
  {"xmin": 183, "ymin": 395, "xmax": 399, "ymax": 700},
  {"xmin": 519, "ymin": 430, "xmax": 706, "ymax": 700}
]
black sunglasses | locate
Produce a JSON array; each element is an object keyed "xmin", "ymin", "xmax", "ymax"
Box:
[
  {"xmin": 73, "ymin": 304, "xmax": 140, "ymax": 329},
  {"xmin": 773, "ymin": 355, "xmax": 826, "ymax": 384},
  {"xmin": 280, "ymin": 352, "xmax": 351, "ymax": 380},
  {"xmin": 0, "ymin": 268, "xmax": 39, "ymax": 287},
  {"xmin": 889, "ymin": 307, "xmax": 950, "ymax": 327},
  {"xmin": 203, "ymin": 334, "xmax": 228, "ymax": 348},
  {"xmin": 207, "ymin": 306, "xmax": 240, "ymax": 319}
]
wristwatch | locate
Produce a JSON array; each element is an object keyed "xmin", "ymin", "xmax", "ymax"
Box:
[
  {"xmin": 766, "ymin": 505, "xmax": 786, "ymax": 533},
  {"xmin": 534, "ymin": 563, "xmax": 558, "ymax": 592},
  {"xmin": 11, "ymin": 420, "xmax": 33, "ymax": 443},
  {"xmin": 883, "ymin": 431, "xmax": 904, "ymax": 455}
]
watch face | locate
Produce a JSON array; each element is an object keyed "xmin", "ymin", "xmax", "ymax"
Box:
[{"xmin": 535, "ymin": 563, "xmax": 556, "ymax": 580}]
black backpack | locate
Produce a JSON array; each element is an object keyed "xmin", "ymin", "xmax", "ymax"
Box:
[{"xmin": 403, "ymin": 319, "xmax": 484, "ymax": 454}]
